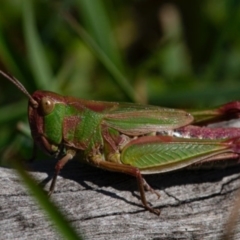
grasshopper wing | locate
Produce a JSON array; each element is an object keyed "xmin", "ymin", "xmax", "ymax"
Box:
[{"xmin": 103, "ymin": 103, "xmax": 193, "ymax": 135}]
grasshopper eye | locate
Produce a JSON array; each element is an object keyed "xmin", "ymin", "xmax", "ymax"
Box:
[{"xmin": 41, "ymin": 97, "xmax": 55, "ymax": 115}]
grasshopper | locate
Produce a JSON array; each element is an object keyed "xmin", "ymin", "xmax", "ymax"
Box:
[{"xmin": 2, "ymin": 70, "xmax": 240, "ymax": 215}]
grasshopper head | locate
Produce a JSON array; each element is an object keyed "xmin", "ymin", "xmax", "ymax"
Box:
[{"xmin": 28, "ymin": 90, "xmax": 66, "ymax": 156}]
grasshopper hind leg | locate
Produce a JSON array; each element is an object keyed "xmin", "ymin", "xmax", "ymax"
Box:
[
  {"xmin": 191, "ymin": 101, "xmax": 240, "ymax": 124},
  {"xmin": 91, "ymin": 157, "xmax": 161, "ymax": 216},
  {"xmin": 142, "ymin": 178, "xmax": 160, "ymax": 199}
]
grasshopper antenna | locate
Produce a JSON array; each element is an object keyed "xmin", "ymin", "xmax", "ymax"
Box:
[{"xmin": 0, "ymin": 70, "xmax": 38, "ymax": 108}]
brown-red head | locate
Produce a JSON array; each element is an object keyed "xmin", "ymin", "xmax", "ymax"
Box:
[{"xmin": 28, "ymin": 90, "xmax": 66, "ymax": 155}]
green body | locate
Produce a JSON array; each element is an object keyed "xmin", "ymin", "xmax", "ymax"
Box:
[{"xmin": 31, "ymin": 90, "xmax": 237, "ymax": 175}]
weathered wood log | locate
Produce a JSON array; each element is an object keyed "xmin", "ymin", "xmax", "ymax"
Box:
[{"xmin": 1, "ymin": 158, "xmax": 240, "ymax": 240}]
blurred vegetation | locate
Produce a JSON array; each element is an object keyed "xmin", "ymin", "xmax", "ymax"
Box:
[
  {"xmin": 1, "ymin": 0, "xmax": 240, "ymax": 161},
  {"xmin": 1, "ymin": 0, "xmax": 240, "ymax": 238}
]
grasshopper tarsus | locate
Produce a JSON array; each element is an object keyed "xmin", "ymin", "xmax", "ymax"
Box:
[
  {"xmin": 47, "ymin": 189, "xmax": 54, "ymax": 197},
  {"xmin": 144, "ymin": 205, "xmax": 161, "ymax": 216},
  {"xmin": 48, "ymin": 174, "xmax": 57, "ymax": 196},
  {"xmin": 152, "ymin": 208, "xmax": 161, "ymax": 216}
]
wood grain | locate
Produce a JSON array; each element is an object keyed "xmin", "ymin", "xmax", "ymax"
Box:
[{"xmin": 1, "ymin": 158, "xmax": 240, "ymax": 240}]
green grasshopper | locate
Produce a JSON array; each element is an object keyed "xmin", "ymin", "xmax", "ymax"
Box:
[{"xmin": 2, "ymin": 70, "xmax": 240, "ymax": 215}]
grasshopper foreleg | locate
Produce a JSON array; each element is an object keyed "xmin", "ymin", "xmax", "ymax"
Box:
[{"xmin": 48, "ymin": 150, "xmax": 76, "ymax": 196}]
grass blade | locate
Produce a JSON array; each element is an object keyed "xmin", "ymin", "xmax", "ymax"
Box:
[{"xmin": 22, "ymin": 0, "xmax": 53, "ymax": 90}]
